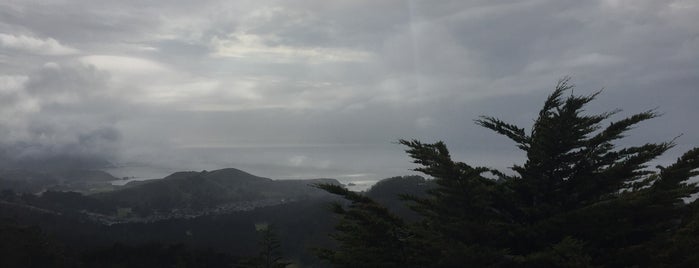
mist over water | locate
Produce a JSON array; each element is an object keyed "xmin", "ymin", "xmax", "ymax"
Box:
[
  {"xmin": 108, "ymin": 144, "xmax": 412, "ymax": 190},
  {"xmin": 104, "ymin": 142, "xmax": 529, "ymax": 191}
]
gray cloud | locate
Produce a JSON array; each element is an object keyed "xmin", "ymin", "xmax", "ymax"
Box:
[
  {"xmin": 0, "ymin": 0, "xmax": 696, "ymax": 180},
  {"xmin": 0, "ymin": 61, "xmax": 127, "ymax": 171},
  {"xmin": 0, "ymin": 33, "xmax": 78, "ymax": 55},
  {"xmin": 0, "ymin": 126, "xmax": 121, "ymax": 170}
]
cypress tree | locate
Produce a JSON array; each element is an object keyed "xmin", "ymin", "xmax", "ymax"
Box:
[
  {"xmin": 318, "ymin": 78, "xmax": 699, "ymax": 267},
  {"xmin": 313, "ymin": 184, "xmax": 412, "ymax": 267}
]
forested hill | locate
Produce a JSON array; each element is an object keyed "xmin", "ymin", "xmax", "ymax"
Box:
[
  {"xmin": 0, "ymin": 170, "xmax": 416, "ymax": 267},
  {"xmin": 91, "ymin": 168, "xmax": 340, "ymax": 215}
]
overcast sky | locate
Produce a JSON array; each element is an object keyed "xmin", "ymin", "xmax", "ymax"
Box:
[{"xmin": 0, "ymin": 0, "xmax": 697, "ymax": 181}]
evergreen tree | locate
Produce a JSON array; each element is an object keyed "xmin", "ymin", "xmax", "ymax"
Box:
[
  {"xmin": 318, "ymin": 78, "xmax": 699, "ymax": 267},
  {"xmin": 397, "ymin": 139, "xmax": 512, "ymax": 266},
  {"xmin": 258, "ymin": 224, "xmax": 290, "ymax": 268},
  {"xmin": 313, "ymin": 184, "xmax": 415, "ymax": 267},
  {"xmin": 241, "ymin": 223, "xmax": 291, "ymax": 268}
]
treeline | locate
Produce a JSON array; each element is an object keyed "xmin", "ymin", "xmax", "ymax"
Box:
[
  {"xmin": 0, "ymin": 192, "xmax": 338, "ymax": 267},
  {"xmin": 315, "ymin": 78, "xmax": 699, "ymax": 267}
]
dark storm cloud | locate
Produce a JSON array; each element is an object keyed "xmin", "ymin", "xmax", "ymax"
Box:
[{"xmin": 0, "ymin": 0, "xmax": 696, "ymax": 179}]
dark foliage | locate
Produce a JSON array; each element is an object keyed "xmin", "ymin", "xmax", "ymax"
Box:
[
  {"xmin": 82, "ymin": 243, "xmax": 236, "ymax": 268},
  {"xmin": 313, "ymin": 183, "xmax": 413, "ymax": 267},
  {"xmin": 365, "ymin": 175, "xmax": 434, "ymax": 221},
  {"xmin": 317, "ymin": 78, "xmax": 699, "ymax": 267},
  {"xmin": 1, "ymin": 187, "xmax": 338, "ymax": 267},
  {"xmin": 239, "ymin": 224, "xmax": 292, "ymax": 268},
  {"xmin": 0, "ymin": 222, "xmax": 76, "ymax": 268}
]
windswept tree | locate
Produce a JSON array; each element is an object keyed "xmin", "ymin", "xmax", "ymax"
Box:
[
  {"xmin": 313, "ymin": 184, "xmax": 411, "ymax": 268},
  {"xmin": 318, "ymin": 78, "xmax": 699, "ymax": 267}
]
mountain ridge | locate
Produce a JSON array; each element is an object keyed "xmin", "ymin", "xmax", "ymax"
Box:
[{"xmin": 91, "ymin": 168, "xmax": 341, "ymax": 215}]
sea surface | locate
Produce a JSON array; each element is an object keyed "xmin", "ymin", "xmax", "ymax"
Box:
[{"xmin": 105, "ymin": 143, "xmax": 527, "ymax": 192}]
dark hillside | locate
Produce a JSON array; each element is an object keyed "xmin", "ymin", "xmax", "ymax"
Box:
[
  {"xmin": 0, "ymin": 169, "xmax": 117, "ymax": 194},
  {"xmin": 92, "ymin": 168, "xmax": 340, "ymax": 215},
  {"xmin": 365, "ymin": 175, "xmax": 434, "ymax": 220}
]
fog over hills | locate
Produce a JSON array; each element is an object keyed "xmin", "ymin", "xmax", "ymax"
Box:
[
  {"xmin": 1, "ymin": 1, "xmax": 698, "ymax": 266},
  {"xmin": 0, "ymin": 1, "xmax": 696, "ymax": 181},
  {"xmin": 0, "ymin": 168, "xmax": 117, "ymax": 193}
]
